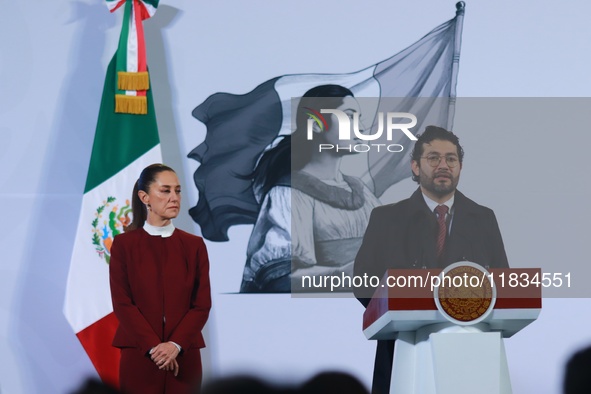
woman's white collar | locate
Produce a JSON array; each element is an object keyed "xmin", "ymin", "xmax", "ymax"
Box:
[{"xmin": 143, "ymin": 222, "xmax": 175, "ymax": 238}]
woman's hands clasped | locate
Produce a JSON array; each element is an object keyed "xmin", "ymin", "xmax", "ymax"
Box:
[{"xmin": 150, "ymin": 342, "xmax": 180, "ymax": 376}]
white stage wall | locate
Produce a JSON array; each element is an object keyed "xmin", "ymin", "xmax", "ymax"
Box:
[{"xmin": 1, "ymin": 1, "xmax": 590, "ymax": 393}]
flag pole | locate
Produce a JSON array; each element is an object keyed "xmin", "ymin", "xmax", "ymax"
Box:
[{"xmin": 447, "ymin": 1, "xmax": 466, "ymax": 131}]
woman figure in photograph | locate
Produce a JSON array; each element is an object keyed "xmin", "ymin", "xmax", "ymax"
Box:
[
  {"xmin": 240, "ymin": 84, "xmax": 380, "ymax": 292},
  {"xmin": 109, "ymin": 164, "xmax": 211, "ymax": 393}
]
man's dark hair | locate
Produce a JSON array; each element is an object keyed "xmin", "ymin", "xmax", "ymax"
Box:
[{"xmin": 410, "ymin": 125, "xmax": 464, "ymax": 183}]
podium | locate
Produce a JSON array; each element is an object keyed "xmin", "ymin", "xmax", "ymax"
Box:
[{"xmin": 363, "ymin": 265, "xmax": 542, "ymax": 394}]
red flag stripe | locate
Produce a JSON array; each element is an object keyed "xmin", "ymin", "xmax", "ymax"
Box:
[
  {"xmin": 76, "ymin": 312, "xmax": 120, "ymax": 389},
  {"xmin": 134, "ymin": 0, "xmax": 147, "ymax": 73}
]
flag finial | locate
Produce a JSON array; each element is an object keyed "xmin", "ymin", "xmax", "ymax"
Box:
[{"xmin": 456, "ymin": 2, "xmax": 466, "ymax": 16}]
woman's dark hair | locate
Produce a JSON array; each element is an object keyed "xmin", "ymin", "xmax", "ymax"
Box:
[
  {"xmin": 251, "ymin": 84, "xmax": 354, "ymax": 200},
  {"xmin": 410, "ymin": 125, "xmax": 464, "ymax": 183},
  {"xmin": 126, "ymin": 163, "xmax": 176, "ymax": 232}
]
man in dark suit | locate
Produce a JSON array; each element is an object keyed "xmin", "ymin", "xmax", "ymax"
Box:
[{"xmin": 354, "ymin": 125, "xmax": 509, "ymax": 394}]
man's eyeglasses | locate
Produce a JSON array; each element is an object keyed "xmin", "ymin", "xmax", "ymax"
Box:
[{"xmin": 421, "ymin": 155, "xmax": 460, "ymax": 168}]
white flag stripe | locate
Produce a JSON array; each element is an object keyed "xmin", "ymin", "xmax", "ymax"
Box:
[
  {"xmin": 127, "ymin": 5, "xmax": 138, "ymax": 74},
  {"xmin": 142, "ymin": 1, "xmax": 157, "ymax": 17},
  {"xmin": 105, "ymin": 0, "xmax": 122, "ymax": 12},
  {"xmin": 64, "ymin": 145, "xmax": 161, "ymax": 333}
]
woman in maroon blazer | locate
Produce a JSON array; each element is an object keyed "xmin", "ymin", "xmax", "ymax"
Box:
[{"xmin": 110, "ymin": 164, "xmax": 211, "ymax": 394}]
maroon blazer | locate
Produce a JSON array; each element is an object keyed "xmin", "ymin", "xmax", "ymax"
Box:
[{"xmin": 109, "ymin": 228, "xmax": 211, "ymax": 356}]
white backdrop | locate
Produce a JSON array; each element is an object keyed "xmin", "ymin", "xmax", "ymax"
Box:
[{"xmin": 1, "ymin": 1, "xmax": 591, "ymax": 393}]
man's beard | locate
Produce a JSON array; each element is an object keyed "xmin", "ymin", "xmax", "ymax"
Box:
[{"xmin": 420, "ymin": 171, "xmax": 459, "ymax": 197}]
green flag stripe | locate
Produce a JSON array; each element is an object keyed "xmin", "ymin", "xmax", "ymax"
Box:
[{"xmin": 84, "ymin": 54, "xmax": 159, "ymax": 193}]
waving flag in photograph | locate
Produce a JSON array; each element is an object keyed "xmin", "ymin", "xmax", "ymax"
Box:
[
  {"xmin": 190, "ymin": 3, "xmax": 466, "ymax": 242},
  {"xmin": 64, "ymin": 0, "xmax": 160, "ymax": 387}
]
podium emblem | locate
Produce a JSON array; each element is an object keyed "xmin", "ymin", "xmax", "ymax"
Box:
[{"xmin": 433, "ymin": 262, "xmax": 496, "ymax": 325}]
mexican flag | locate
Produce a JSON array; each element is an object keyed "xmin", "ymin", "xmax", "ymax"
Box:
[{"xmin": 64, "ymin": 0, "xmax": 160, "ymax": 387}]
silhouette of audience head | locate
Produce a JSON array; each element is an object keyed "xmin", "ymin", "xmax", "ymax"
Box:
[
  {"xmin": 300, "ymin": 371, "xmax": 368, "ymax": 394},
  {"xmin": 72, "ymin": 370, "xmax": 369, "ymax": 394},
  {"xmin": 564, "ymin": 345, "xmax": 591, "ymax": 394},
  {"xmin": 70, "ymin": 378, "xmax": 119, "ymax": 394},
  {"xmin": 200, "ymin": 371, "xmax": 368, "ymax": 394}
]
